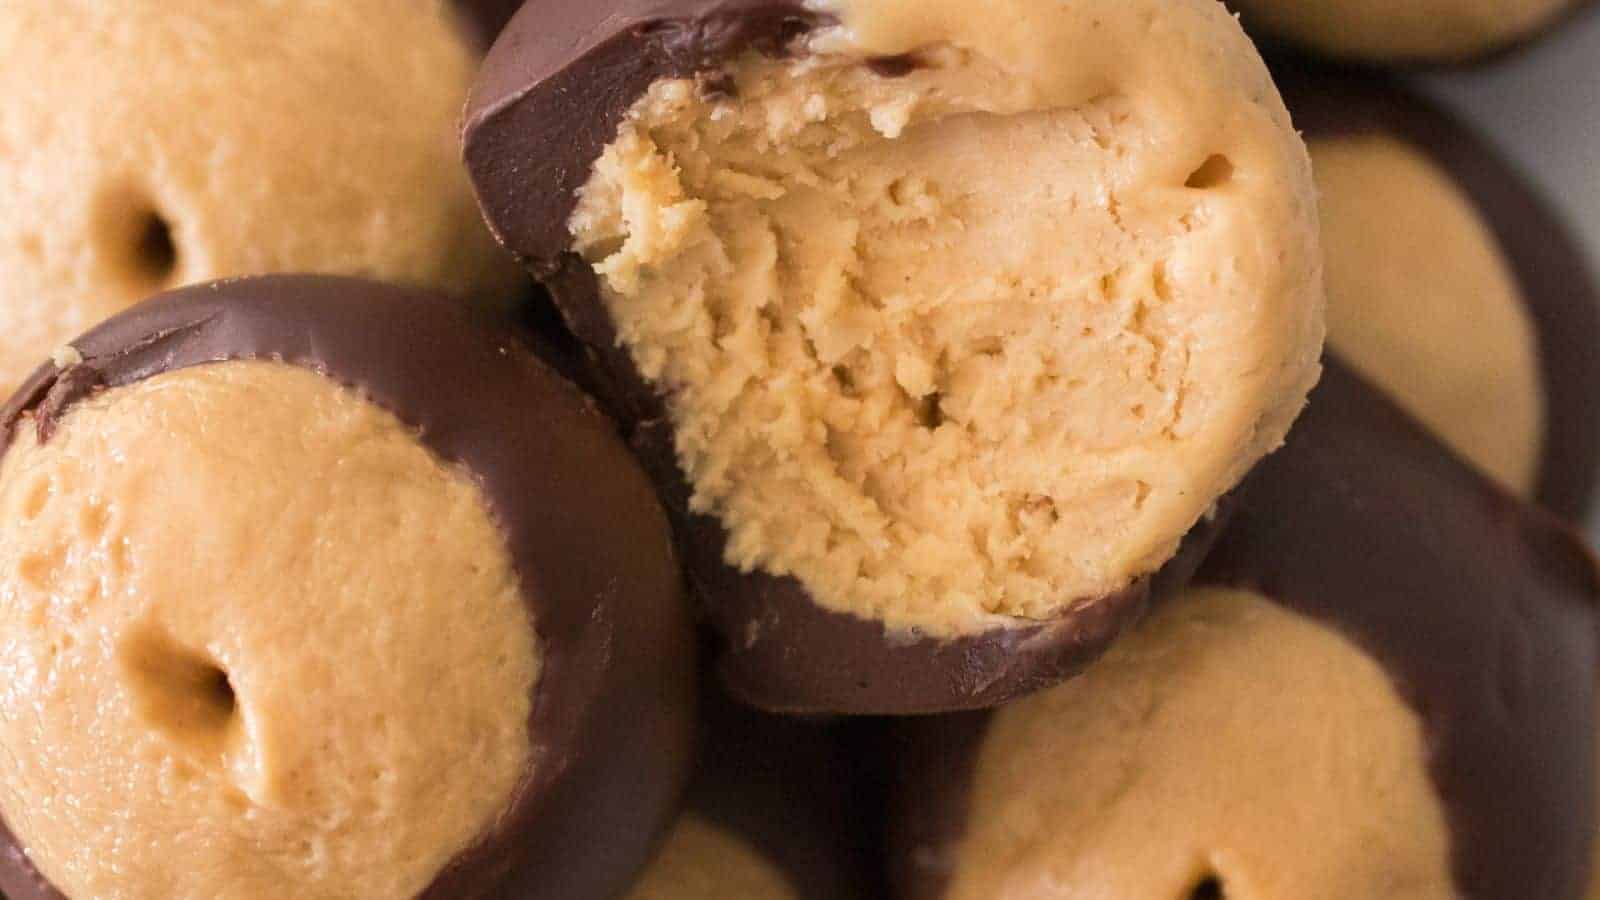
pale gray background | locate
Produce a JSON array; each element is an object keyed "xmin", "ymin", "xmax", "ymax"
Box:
[{"xmin": 1411, "ymin": 15, "xmax": 1600, "ymax": 536}]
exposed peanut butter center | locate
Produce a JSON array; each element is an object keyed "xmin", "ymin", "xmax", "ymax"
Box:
[
  {"xmin": 947, "ymin": 587, "xmax": 1453, "ymax": 899},
  {"xmin": 626, "ymin": 816, "xmax": 797, "ymax": 900},
  {"xmin": 0, "ymin": 361, "xmax": 539, "ymax": 900},
  {"xmin": 570, "ymin": 0, "xmax": 1323, "ymax": 636},
  {"xmin": 1228, "ymin": 0, "xmax": 1574, "ymax": 61},
  {"xmin": 0, "ymin": 0, "xmax": 521, "ymax": 398},
  {"xmin": 1314, "ymin": 135, "xmax": 1543, "ymax": 494}
]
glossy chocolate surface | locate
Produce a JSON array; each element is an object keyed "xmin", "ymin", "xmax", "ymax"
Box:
[
  {"xmin": 631, "ymin": 417, "xmax": 1226, "ymax": 715},
  {"xmin": 1242, "ymin": 0, "xmax": 1600, "ymax": 69},
  {"xmin": 1200, "ymin": 357, "xmax": 1598, "ymax": 900},
  {"xmin": 453, "ymin": 0, "xmax": 526, "ymax": 47},
  {"xmin": 1280, "ymin": 69, "xmax": 1600, "ymax": 519},
  {"xmin": 890, "ymin": 358, "xmax": 1600, "ymax": 899},
  {"xmin": 0, "ymin": 275, "xmax": 696, "ymax": 900},
  {"xmin": 465, "ymin": 0, "xmax": 824, "ymax": 268},
  {"xmin": 683, "ymin": 673, "xmax": 882, "ymax": 898}
]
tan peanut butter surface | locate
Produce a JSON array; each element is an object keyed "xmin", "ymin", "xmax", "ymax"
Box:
[
  {"xmin": 0, "ymin": 0, "xmax": 520, "ymax": 398},
  {"xmin": 572, "ymin": 0, "xmax": 1323, "ymax": 636},
  {"xmin": 1313, "ymin": 134, "xmax": 1543, "ymax": 494},
  {"xmin": 946, "ymin": 587, "xmax": 1453, "ymax": 899},
  {"xmin": 0, "ymin": 361, "xmax": 538, "ymax": 900}
]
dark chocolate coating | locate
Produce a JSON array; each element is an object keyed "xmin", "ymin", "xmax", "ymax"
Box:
[
  {"xmin": 1280, "ymin": 70, "xmax": 1600, "ymax": 520},
  {"xmin": 452, "ymin": 0, "xmax": 527, "ymax": 48},
  {"xmin": 678, "ymin": 671, "xmax": 882, "ymax": 899},
  {"xmin": 465, "ymin": 0, "xmax": 1228, "ymax": 715},
  {"xmin": 884, "ymin": 709, "xmax": 990, "ymax": 900},
  {"xmin": 1199, "ymin": 357, "xmax": 1598, "ymax": 900},
  {"xmin": 0, "ymin": 276, "xmax": 696, "ymax": 900},
  {"xmin": 889, "ymin": 358, "xmax": 1600, "ymax": 899},
  {"xmin": 631, "ymin": 418, "xmax": 1228, "ymax": 715},
  {"xmin": 464, "ymin": 0, "xmax": 824, "ymax": 271},
  {"xmin": 1240, "ymin": 0, "xmax": 1600, "ymax": 69}
]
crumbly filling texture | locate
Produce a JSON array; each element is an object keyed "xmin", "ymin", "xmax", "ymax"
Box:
[
  {"xmin": 947, "ymin": 588, "xmax": 1454, "ymax": 899},
  {"xmin": 571, "ymin": 1, "xmax": 1322, "ymax": 636},
  {"xmin": 0, "ymin": 361, "xmax": 538, "ymax": 900}
]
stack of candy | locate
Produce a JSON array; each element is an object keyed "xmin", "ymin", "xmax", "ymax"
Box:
[{"xmin": 0, "ymin": 2, "xmax": 1596, "ymax": 897}]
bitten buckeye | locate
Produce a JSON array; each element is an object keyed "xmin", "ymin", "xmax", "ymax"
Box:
[
  {"xmin": 465, "ymin": 0, "xmax": 1325, "ymax": 714},
  {"xmin": 0, "ymin": 277, "xmax": 695, "ymax": 900}
]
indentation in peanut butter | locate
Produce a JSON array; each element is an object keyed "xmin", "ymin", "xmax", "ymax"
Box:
[
  {"xmin": 0, "ymin": 0, "xmax": 523, "ymax": 400},
  {"xmin": 117, "ymin": 623, "xmax": 257, "ymax": 796},
  {"xmin": 946, "ymin": 588, "xmax": 1454, "ymax": 899},
  {"xmin": 0, "ymin": 361, "xmax": 539, "ymax": 900}
]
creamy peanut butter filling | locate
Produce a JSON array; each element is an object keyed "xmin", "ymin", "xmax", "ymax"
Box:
[
  {"xmin": 1314, "ymin": 135, "xmax": 1543, "ymax": 494},
  {"xmin": 947, "ymin": 587, "xmax": 1454, "ymax": 899},
  {"xmin": 571, "ymin": 0, "xmax": 1323, "ymax": 636},
  {"xmin": 0, "ymin": 361, "xmax": 538, "ymax": 900},
  {"xmin": 0, "ymin": 0, "xmax": 521, "ymax": 398}
]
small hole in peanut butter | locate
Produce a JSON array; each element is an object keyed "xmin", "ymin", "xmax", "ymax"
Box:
[
  {"xmin": 204, "ymin": 664, "xmax": 237, "ymax": 716},
  {"xmin": 1185, "ymin": 155, "xmax": 1235, "ymax": 190},
  {"xmin": 92, "ymin": 184, "xmax": 181, "ymax": 291},
  {"xmin": 133, "ymin": 211, "xmax": 178, "ymax": 285},
  {"xmin": 1189, "ymin": 874, "xmax": 1225, "ymax": 900},
  {"xmin": 118, "ymin": 625, "xmax": 239, "ymax": 763}
]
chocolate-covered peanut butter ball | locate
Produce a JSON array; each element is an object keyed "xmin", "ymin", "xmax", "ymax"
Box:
[
  {"xmin": 0, "ymin": 0, "xmax": 523, "ymax": 400},
  {"xmin": 0, "ymin": 277, "xmax": 694, "ymax": 900},
  {"xmin": 1284, "ymin": 73, "xmax": 1600, "ymax": 518},
  {"xmin": 1229, "ymin": 0, "xmax": 1595, "ymax": 65},
  {"xmin": 466, "ymin": 0, "xmax": 1325, "ymax": 714},
  {"xmin": 891, "ymin": 359, "xmax": 1599, "ymax": 900}
]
